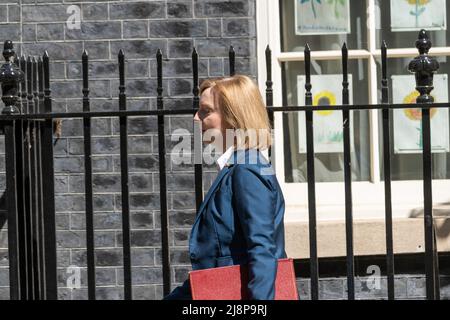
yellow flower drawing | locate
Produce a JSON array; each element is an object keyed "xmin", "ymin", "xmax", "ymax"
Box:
[
  {"xmin": 407, "ymin": 0, "xmax": 430, "ymax": 6},
  {"xmin": 403, "ymin": 91, "xmax": 437, "ymax": 120},
  {"xmin": 313, "ymin": 90, "xmax": 336, "ymax": 116},
  {"xmin": 406, "ymin": 0, "xmax": 430, "ymax": 5}
]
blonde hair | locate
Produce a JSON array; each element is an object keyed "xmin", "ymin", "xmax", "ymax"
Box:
[{"xmin": 199, "ymin": 75, "xmax": 272, "ymax": 150}]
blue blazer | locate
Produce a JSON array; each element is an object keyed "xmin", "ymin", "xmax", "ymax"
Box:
[{"xmin": 163, "ymin": 148, "xmax": 287, "ymax": 300}]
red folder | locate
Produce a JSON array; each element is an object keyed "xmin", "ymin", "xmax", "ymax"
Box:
[{"xmin": 189, "ymin": 258, "xmax": 299, "ymax": 300}]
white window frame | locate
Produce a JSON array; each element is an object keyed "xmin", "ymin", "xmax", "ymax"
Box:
[{"xmin": 256, "ymin": 0, "xmax": 450, "ymax": 222}]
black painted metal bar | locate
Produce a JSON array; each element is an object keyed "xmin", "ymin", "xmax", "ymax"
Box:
[
  {"xmin": 304, "ymin": 44, "xmax": 319, "ymax": 300},
  {"xmin": 24, "ymin": 56, "xmax": 35, "ymax": 299},
  {"xmin": 30, "ymin": 57, "xmax": 41, "ymax": 299},
  {"xmin": 422, "ymin": 105, "xmax": 436, "ymax": 299},
  {"xmin": 16, "ymin": 55, "xmax": 28, "ymax": 299},
  {"xmin": 41, "ymin": 51, "xmax": 57, "ymax": 299},
  {"xmin": 4, "ymin": 101, "xmax": 450, "ymax": 122},
  {"xmin": 265, "ymin": 45, "xmax": 274, "ymax": 163},
  {"xmin": 341, "ymin": 43, "xmax": 355, "ymax": 300},
  {"xmin": 1, "ymin": 40, "xmax": 23, "ymax": 300},
  {"xmin": 118, "ymin": 50, "xmax": 132, "ymax": 300},
  {"xmin": 381, "ymin": 41, "xmax": 395, "ymax": 300},
  {"xmin": 157, "ymin": 49, "xmax": 171, "ymax": 296},
  {"xmin": 82, "ymin": 50, "xmax": 96, "ymax": 300},
  {"xmin": 192, "ymin": 47, "xmax": 203, "ymax": 213},
  {"xmin": 3, "ymin": 120, "xmax": 20, "ymax": 299},
  {"xmin": 229, "ymin": 46, "xmax": 235, "ymax": 76},
  {"xmin": 36, "ymin": 56, "xmax": 46, "ymax": 298},
  {"xmin": 408, "ymin": 29, "xmax": 440, "ymax": 300}
]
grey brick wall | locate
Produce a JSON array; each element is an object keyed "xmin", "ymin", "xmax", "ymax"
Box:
[
  {"xmin": 0, "ymin": 0, "xmax": 256, "ymax": 300},
  {"xmin": 297, "ymin": 275, "xmax": 450, "ymax": 300}
]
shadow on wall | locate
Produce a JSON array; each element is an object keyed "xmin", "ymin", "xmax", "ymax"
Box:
[
  {"xmin": 0, "ymin": 118, "xmax": 62, "ymax": 234},
  {"xmin": 409, "ymin": 202, "xmax": 450, "ymax": 245}
]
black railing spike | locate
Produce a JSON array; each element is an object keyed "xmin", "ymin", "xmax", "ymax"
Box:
[
  {"xmin": 305, "ymin": 43, "xmax": 311, "ymax": 52},
  {"xmin": 155, "ymin": 46, "xmax": 171, "ymax": 296},
  {"xmin": 303, "ymin": 41, "xmax": 319, "ymax": 301},
  {"xmin": 229, "ymin": 45, "xmax": 235, "ymax": 76},
  {"xmin": 26, "ymin": 56, "xmax": 33, "ymax": 115},
  {"xmin": 381, "ymin": 41, "xmax": 387, "ymax": 81},
  {"xmin": 82, "ymin": 50, "xmax": 89, "ymax": 90},
  {"xmin": 118, "ymin": 50, "xmax": 125, "ymax": 88},
  {"xmin": 192, "ymin": 47, "xmax": 199, "ymax": 97},
  {"xmin": 340, "ymin": 40, "xmax": 354, "ymax": 300},
  {"xmin": 265, "ymin": 44, "xmax": 274, "ymax": 163},
  {"xmin": 156, "ymin": 49, "xmax": 163, "ymax": 96},
  {"xmin": 32, "ymin": 57, "xmax": 38, "ymax": 114},
  {"xmin": 37, "ymin": 56, "xmax": 44, "ymax": 114},
  {"xmin": 380, "ymin": 39, "xmax": 395, "ymax": 300},
  {"xmin": 305, "ymin": 44, "xmax": 311, "ymax": 86},
  {"xmin": 19, "ymin": 55, "xmax": 26, "ymax": 114},
  {"xmin": 265, "ymin": 45, "xmax": 273, "ymax": 106}
]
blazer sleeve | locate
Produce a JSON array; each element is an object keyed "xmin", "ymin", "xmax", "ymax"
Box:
[{"xmin": 231, "ymin": 165, "xmax": 278, "ymax": 300}]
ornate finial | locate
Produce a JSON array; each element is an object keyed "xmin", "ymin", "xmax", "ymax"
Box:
[
  {"xmin": 416, "ymin": 29, "xmax": 432, "ymax": 55},
  {"xmin": 408, "ymin": 29, "xmax": 439, "ymax": 104},
  {"xmin": 2, "ymin": 40, "xmax": 14, "ymax": 62},
  {"xmin": 0, "ymin": 41, "xmax": 23, "ymax": 114}
]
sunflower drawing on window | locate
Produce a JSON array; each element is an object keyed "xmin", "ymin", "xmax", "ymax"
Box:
[
  {"xmin": 403, "ymin": 90, "xmax": 437, "ymax": 148},
  {"xmin": 406, "ymin": 0, "xmax": 432, "ymax": 28},
  {"xmin": 313, "ymin": 90, "xmax": 336, "ymax": 116}
]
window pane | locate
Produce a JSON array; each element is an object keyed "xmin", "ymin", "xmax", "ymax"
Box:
[
  {"xmin": 376, "ymin": 0, "xmax": 449, "ymax": 49},
  {"xmin": 282, "ymin": 59, "xmax": 371, "ymax": 183},
  {"xmin": 280, "ymin": 0, "xmax": 368, "ymax": 52},
  {"xmin": 376, "ymin": 56, "xmax": 450, "ymax": 180}
]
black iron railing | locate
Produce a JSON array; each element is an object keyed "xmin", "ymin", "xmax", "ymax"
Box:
[{"xmin": 0, "ymin": 29, "xmax": 443, "ymax": 300}]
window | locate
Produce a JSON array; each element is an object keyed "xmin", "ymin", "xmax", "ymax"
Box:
[{"xmin": 257, "ymin": 0, "xmax": 450, "ymax": 221}]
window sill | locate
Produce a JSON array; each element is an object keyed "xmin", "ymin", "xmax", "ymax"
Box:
[{"xmin": 285, "ymin": 217, "xmax": 450, "ymax": 259}]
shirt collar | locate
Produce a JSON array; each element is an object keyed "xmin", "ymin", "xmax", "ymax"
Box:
[{"xmin": 216, "ymin": 146, "xmax": 235, "ymax": 170}]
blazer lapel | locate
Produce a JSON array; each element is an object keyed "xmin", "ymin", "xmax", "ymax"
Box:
[{"xmin": 194, "ymin": 165, "xmax": 231, "ymax": 219}]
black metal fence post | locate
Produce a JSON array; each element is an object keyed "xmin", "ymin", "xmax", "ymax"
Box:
[
  {"xmin": 36, "ymin": 56, "xmax": 46, "ymax": 298},
  {"xmin": 341, "ymin": 43, "xmax": 355, "ymax": 300},
  {"xmin": 16, "ymin": 54, "xmax": 28, "ymax": 299},
  {"xmin": 304, "ymin": 44, "xmax": 319, "ymax": 300},
  {"xmin": 41, "ymin": 51, "xmax": 57, "ymax": 300},
  {"xmin": 381, "ymin": 41, "xmax": 395, "ymax": 300},
  {"xmin": 118, "ymin": 50, "xmax": 132, "ymax": 300},
  {"xmin": 408, "ymin": 29, "xmax": 440, "ymax": 300},
  {"xmin": 0, "ymin": 40, "xmax": 23, "ymax": 300},
  {"xmin": 156, "ymin": 49, "xmax": 171, "ymax": 296},
  {"xmin": 82, "ymin": 50, "xmax": 96, "ymax": 300}
]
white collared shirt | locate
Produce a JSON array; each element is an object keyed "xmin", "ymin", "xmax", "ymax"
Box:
[
  {"xmin": 215, "ymin": 147, "xmax": 270, "ymax": 170},
  {"xmin": 216, "ymin": 146, "xmax": 235, "ymax": 170}
]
